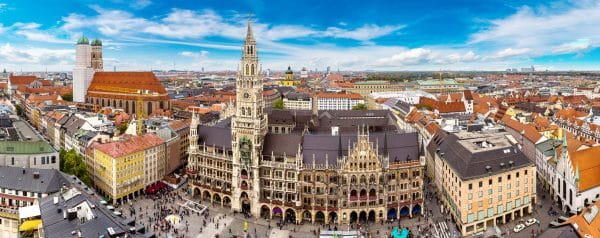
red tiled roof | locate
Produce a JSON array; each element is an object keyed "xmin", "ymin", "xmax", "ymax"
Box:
[
  {"xmin": 93, "ymin": 133, "xmax": 164, "ymax": 158},
  {"xmin": 9, "ymin": 75, "xmax": 37, "ymax": 85},
  {"xmin": 88, "ymin": 72, "xmax": 167, "ymax": 94},
  {"xmin": 418, "ymin": 97, "xmax": 465, "ymax": 113}
]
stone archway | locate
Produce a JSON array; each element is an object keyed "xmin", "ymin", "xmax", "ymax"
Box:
[
  {"xmin": 328, "ymin": 212, "xmax": 338, "ymax": 224},
  {"xmin": 193, "ymin": 187, "xmax": 201, "ymax": 198},
  {"xmin": 202, "ymin": 191, "xmax": 211, "ymax": 202},
  {"xmin": 359, "ymin": 211, "xmax": 367, "ymax": 223},
  {"xmin": 260, "ymin": 205, "xmax": 270, "ymax": 219},
  {"xmin": 213, "ymin": 194, "xmax": 221, "ymax": 205},
  {"xmin": 240, "ymin": 192, "xmax": 250, "ymax": 214},
  {"xmin": 285, "ymin": 209, "xmax": 296, "ymax": 224},
  {"xmin": 315, "ymin": 211, "xmax": 325, "ymax": 223},
  {"xmin": 400, "ymin": 206, "xmax": 410, "ymax": 217},
  {"xmin": 412, "ymin": 204, "xmax": 422, "ymax": 215},
  {"xmin": 350, "ymin": 211, "xmax": 358, "ymax": 224},
  {"xmin": 387, "ymin": 208, "xmax": 397, "ymax": 220},
  {"xmin": 368, "ymin": 210, "xmax": 376, "ymax": 222},
  {"xmin": 302, "ymin": 210, "xmax": 312, "ymax": 222},
  {"xmin": 223, "ymin": 196, "xmax": 232, "ymax": 207},
  {"xmin": 273, "ymin": 207, "xmax": 283, "ymax": 218}
]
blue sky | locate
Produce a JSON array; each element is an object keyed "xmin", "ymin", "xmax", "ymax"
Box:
[{"xmin": 0, "ymin": 0, "xmax": 599, "ymax": 71}]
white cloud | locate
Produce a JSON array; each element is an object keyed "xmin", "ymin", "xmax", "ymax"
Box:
[
  {"xmin": 494, "ymin": 48, "xmax": 532, "ymax": 58},
  {"xmin": 470, "ymin": 2, "xmax": 600, "ymax": 56},
  {"xmin": 62, "ymin": 7, "xmax": 401, "ymax": 43},
  {"xmin": 130, "ymin": 0, "xmax": 152, "ymax": 9},
  {"xmin": 0, "ymin": 43, "xmax": 73, "ymax": 65},
  {"xmin": 552, "ymin": 38, "xmax": 592, "ymax": 54},
  {"xmin": 4, "ymin": 22, "xmax": 73, "ymax": 44},
  {"xmin": 180, "ymin": 50, "xmax": 209, "ymax": 58}
]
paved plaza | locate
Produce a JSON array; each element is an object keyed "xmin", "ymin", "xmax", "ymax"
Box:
[{"xmin": 113, "ymin": 179, "xmax": 560, "ymax": 238}]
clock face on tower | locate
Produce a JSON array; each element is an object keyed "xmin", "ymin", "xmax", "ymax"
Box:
[{"xmin": 243, "ymin": 92, "xmax": 250, "ymax": 99}]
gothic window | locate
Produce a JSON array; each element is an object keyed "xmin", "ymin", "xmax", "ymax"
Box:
[
  {"xmin": 245, "ymin": 64, "xmax": 249, "ymax": 76},
  {"xmin": 251, "ymin": 64, "xmax": 255, "ymax": 75}
]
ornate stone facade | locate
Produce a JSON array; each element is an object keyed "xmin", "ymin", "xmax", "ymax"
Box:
[{"xmin": 186, "ymin": 18, "xmax": 424, "ymax": 225}]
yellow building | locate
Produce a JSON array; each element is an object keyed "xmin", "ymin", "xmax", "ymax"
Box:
[
  {"xmin": 428, "ymin": 131, "xmax": 536, "ymax": 236},
  {"xmin": 279, "ymin": 66, "xmax": 300, "ymax": 87},
  {"xmin": 90, "ymin": 134, "xmax": 165, "ymax": 204}
]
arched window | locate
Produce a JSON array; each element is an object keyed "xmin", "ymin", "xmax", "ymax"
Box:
[
  {"xmin": 245, "ymin": 64, "xmax": 249, "ymax": 76},
  {"xmin": 147, "ymin": 102, "xmax": 153, "ymax": 115},
  {"xmin": 251, "ymin": 64, "xmax": 255, "ymax": 75}
]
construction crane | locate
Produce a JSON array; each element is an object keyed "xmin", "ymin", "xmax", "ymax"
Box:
[{"xmin": 91, "ymin": 85, "xmax": 150, "ymax": 135}]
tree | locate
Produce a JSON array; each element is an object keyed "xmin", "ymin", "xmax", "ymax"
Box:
[
  {"xmin": 14, "ymin": 104, "xmax": 22, "ymax": 116},
  {"xmin": 118, "ymin": 123, "xmax": 128, "ymax": 134},
  {"xmin": 352, "ymin": 103, "xmax": 367, "ymax": 110},
  {"xmin": 61, "ymin": 93, "xmax": 73, "ymax": 102},
  {"xmin": 274, "ymin": 98, "xmax": 284, "ymax": 109},
  {"xmin": 60, "ymin": 149, "xmax": 92, "ymax": 186}
]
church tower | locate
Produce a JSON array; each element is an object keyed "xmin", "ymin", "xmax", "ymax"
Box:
[
  {"xmin": 231, "ymin": 16, "xmax": 267, "ymax": 215},
  {"xmin": 73, "ymin": 36, "xmax": 94, "ymax": 103},
  {"xmin": 90, "ymin": 39, "xmax": 103, "ymax": 71}
]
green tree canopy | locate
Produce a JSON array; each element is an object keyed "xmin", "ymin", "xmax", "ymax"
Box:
[
  {"xmin": 60, "ymin": 149, "xmax": 91, "ymax": 186},
  {"xmin": 274, "ymin": 98, "xmax": 284, "ymax": 109},
  {"xmin": 118, "ymin": 123, "xmax": 128, "ymax": 134},
  {"xmin": 61, "ymin": 93, "xmax": 73, "ymax": 102},
  {"xmin": 352, "ymin": 103, "xmax": 367, "ymax": 110}
]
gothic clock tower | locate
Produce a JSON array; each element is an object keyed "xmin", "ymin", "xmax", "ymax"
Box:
[{"xmin": 231, "ymin": 16, "xmax": 267, "ymax": 216}]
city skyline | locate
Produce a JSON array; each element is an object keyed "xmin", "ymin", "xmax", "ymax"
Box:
[{"xmin": 0, "ymin": 0, "xmax": 599, "ymax": 72}]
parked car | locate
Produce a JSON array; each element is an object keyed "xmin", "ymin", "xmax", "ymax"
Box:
[
  {"xmin": 513, "ymin": 224, "xmax": 526, "ymax": 233},
  {"xmin": 525, "ymin": 218, "xmax": 537, "ymax": 227}
]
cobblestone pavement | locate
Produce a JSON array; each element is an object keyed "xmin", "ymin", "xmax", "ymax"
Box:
[{"xmin": 115, "ymin": 180, "xmax": 560, "ymax": 238}]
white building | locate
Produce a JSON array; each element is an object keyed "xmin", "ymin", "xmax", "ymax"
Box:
[
  {"xmin": 368, "ymin": 90, "xmax": 436, "ymax": 105},
  {"xmin": 550, "ymin": 135, "xmax": 600, "ymax": 214},
  {"xmin": 73, "ymin": 37, "xmax": 103, "ymax": 103},
  {"xmin": 300, "ymin": 67, "xmax": 308, "ymax": 79},
  {"xmin": 0, "ymin": 141, "xmax": 59, "ymax": 170},
  {"xmin": 283, "ymin": 92, "xmax": 312, "ymax": 110},
  {"xmin": 317, "ymin": 92, "xmax": 364, "ymax": 110}
]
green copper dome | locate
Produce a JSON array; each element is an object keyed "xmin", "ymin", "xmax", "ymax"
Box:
[
  {"xmin": 77, "ymin": 36, "xmax": 89, "ymax": 45},
  {"xmin": 91, "ymin": 39, "xmax": 102, "ymax": 46}
]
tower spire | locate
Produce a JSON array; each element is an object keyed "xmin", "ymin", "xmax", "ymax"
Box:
[{"xmin": 245, "ymin": 12, "xmax": 255, "ymax": 43}]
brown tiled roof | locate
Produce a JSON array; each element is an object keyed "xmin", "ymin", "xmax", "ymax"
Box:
[
  {"xmin": 169, "ymin": 119, "xmax": 191, "ymax": 131},
  {"xmin": 9, "ymin": 75, "xmax": 37, "ymax": 85},
  {"xmin": 419, "ymin": 97, "xmax": 466, "ymax": 113},
  {"xmin": 88, "ymin": 72, "xmax": 167, "ymax": 94},
  {"xmin": 564, "ymin": 200, "xmax": 600, "ymax": 238},
  {"xmin": 463, "ymin": 90, "xmax": 473, "ymax": 100}
]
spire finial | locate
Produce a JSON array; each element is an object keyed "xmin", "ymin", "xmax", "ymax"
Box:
[{"xmin": 245, "ymin": 12, "xmax": 255, "ymax": 42}]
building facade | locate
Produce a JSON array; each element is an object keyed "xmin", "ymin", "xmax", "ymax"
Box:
[
  {"xmin": 347, "ymin": 80, "xmax": 404, "ymax": 97},
  {"xmin": 427, "ymin": 131, "xmax": 537, "ymax": 236},
  {"xmin": 89, "ymin": 134, "xmax": 165, "ymax": 203},
  {"xmin": 283, "ymin": 93, "xmax": 312, "ymax": 110},
  {"xmin": 317, "ymin": 92, "xmax": 364, "ymax": 110},
  {"xmin": 86, "ymin": 72, "xmax": 171, "ymax": 116},
  {"xmin": 186, "ymin": 19, "xmax": 424, "ymax": 225}
]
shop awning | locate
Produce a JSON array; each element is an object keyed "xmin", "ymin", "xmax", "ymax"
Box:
[{"xmin": 19, "ymin": 219, "xmax": 42, "ymax": 231}]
